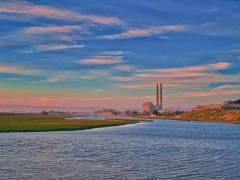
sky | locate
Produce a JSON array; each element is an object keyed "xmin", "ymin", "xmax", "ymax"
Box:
[{"xmin": 0, "ymin": 0, "xmax": 240, "ymax": 109}]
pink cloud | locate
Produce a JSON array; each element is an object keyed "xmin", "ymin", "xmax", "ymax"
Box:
[
  {"xmin": 39, "ymin": 97, "xmax": 73, "ymax": 102},
  {"xmin": 25, "ymin": 25, "xmax": 82, "ymax": 34},
  {"xmin": 80, "ymin": 56, "xmax": 123, "ymax": 65},
  {"xmin": 114, "ymin": 62, "xmax": 235, "ymax": 89},
  {"xmin": 0, "ymin": 1, "xmax": 120, "ymax": 25},
  {"xmin": 182, "ymin": 89, "xmax": 240, "ymax": 97},
  {"xmin": 0, "ymin": 64, "xmax": 41, "ymax": 75},
  {"xmin": 140, "ymin": 62, "xmax": 230, "ymax": 74},
  {"xmin": 102, "ymin": 25, "xmax": 186, "ymax": 39},
  {"xmin": 79, "ymin": 97, "xmax": 112, "ymax": 101},
  {"xmin": 0, "ymin": 65, "xmax": 16, "ymax": 73}
]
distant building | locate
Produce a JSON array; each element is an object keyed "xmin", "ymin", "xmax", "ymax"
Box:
[
  {"xmin": 192, "ymin": 100, "xmax": 240, "ymax": 110},
  {"xmin": 141, "ymin": 84, "xmax": 164, "ymax": 113},
  {"xmin": 142, "ymin": 102, "xmax": 155, "ymax": 112},
  {"xmin": 221, "ymin": 100, "xmax": 240, "ymax": 110},
  {"xmin": 93, "ymin": 109, "xmax": 120, "ymax": 116}
]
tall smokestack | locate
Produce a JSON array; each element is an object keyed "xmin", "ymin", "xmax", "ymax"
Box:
[
  {"xmin": 156, "ymin": 84, "xmax": 159, "ymax": 106},
  {"xmin": 159, "ymin": 83, "xmax": 163, "ymax": 109}
]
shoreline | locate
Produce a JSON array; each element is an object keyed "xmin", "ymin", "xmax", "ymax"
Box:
[
  {"xmin": 0, "ymin": 115, "xmax": 141, "ymax": 133},
  {"xmin": 132, "ymin": 115, "xmax": 240, "ymax": 125}
]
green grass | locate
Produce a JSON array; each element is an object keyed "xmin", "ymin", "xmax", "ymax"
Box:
[{"xmin": 0, "ymin": 115, "xmax": 140, "ymax": 133}]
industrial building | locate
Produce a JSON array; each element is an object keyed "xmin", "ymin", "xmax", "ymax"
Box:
[
  {"xmin": 155, "ymin": 83, "xmax": 163, "ymax": 110},
  {"xmin": 141, "ymin": 83, "xmax": 163, "ymax": 112},
  {"xmin": 141, "ymin": 102, "xmax": 155, "ymax": 112}
]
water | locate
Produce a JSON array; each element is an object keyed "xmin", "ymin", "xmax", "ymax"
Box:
[
  {"xmin": 1, "ymin": 120, "xmax": 240, "ymax": 179},
  {"xmin": 66, "ymin": 115, "xmax": 144, "ymax": 120},
  {"xmin": 66, "ymin": 115, "xmax": 118, "ymax": 120}
]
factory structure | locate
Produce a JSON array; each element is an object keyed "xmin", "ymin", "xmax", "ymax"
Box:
[{"xmin": 141, "ymin": 83, "xmax": 163, "ymax": 112}]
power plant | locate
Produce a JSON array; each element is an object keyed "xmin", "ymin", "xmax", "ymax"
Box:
[
  {"xmin": 156, "ymin": 83, "xmax": 163, "ymax": 110},
  {"xmin": 141, "ymin": 83, "xmax": 163, "ymax": 112}
]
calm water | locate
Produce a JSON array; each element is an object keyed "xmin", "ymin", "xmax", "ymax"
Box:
[
  {"xmin": 1, "ymin": 120, "xmax": 240, "ymax": 179},
  {"xmin": 66, "ymin": 115, "xmax": 118, "ymax": 120},
  {"xmin": 66, "ymin": 116, "xmax": 145, "ymax": 120}
]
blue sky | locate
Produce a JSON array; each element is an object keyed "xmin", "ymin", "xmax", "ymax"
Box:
[{"xmin": 0, "ymin": 0, "xmax": 240, "ymax": 109}]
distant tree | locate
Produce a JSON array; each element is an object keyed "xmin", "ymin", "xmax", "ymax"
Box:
[
  {"xmin": 41, "ymin": 111, "xmax": 48, "ymax": 115},
  {"xmin": 124, "ymin": 110, "xmax": 131, "ymax": 116},
  {"xmin": 132, "ymin": 111, "xmax": 138, "ymax": 115},
  {"xmin": 234, "ymin": 99, "xmax": 240, "ymax": 104},
  {"xmin": 175, "ymin": 111, "xmax": 181, "ymax": 115},
  {"xmin": 113, "ymin": 111, "xmax": 118, "ymax": 115},
  {"xmin": 152, "ymin": 110, "xmax": 159, "ymax": 116}
]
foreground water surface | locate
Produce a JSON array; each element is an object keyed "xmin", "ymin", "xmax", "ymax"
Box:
[{"xmin": 1, "ymin": 120, "xmax": 240, "ymax": 179}]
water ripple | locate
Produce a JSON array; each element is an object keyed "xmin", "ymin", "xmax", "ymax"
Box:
[{"xmin": 1, "ymin": 120, "xmax": 240, "ymax": 179}]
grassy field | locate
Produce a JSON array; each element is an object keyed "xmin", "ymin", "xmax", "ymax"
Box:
[
  {"xmin": 0, "ymin": 114, "xmax": 140, "ymax": 133},
  {"xmin": 176, "ymin": 109, "xmax": 240, "ymax": 124}
]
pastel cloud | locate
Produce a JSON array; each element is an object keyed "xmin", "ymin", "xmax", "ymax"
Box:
[
  {"xmin": 115, "ymin": 65, "xmax": 134, "ymax": 71},
  {"xmin": 80, "ymin": 56, "xmax": 123, "ymax": 65},
  {"xmin": 139, "ymin": 62, "xmax": 230, "ymax": 74},
  {"xmin": 0, "ymin": 64, "xmax": 41, "ymax": 76},
  {"xmin": 25, "ymin": 25, "xmax": 82, "ymax": 34},
  {"xmin": 113, "ymin": 62, "xmax": 235, "ymax": 89},
  {"xmin": 0, "ymin": 64, "xmax": 73, "ymax": 83},
  {"xmin": 39, "ymin": 97, "xmax": 73, "ymax": 102},
  {"xmin": 104, "ymin": 51, "xmax": 123, "ymax": 55},
  {"xmin": 111, "ymin": 76, "xmax": 135, "ymax": 82},
  {"xmin": 79, "ymin": 97, "xmax": 112, "ymax": 101},
  {"xmin": 90, "ymin": 89, "xmax": 108, "ymax": 93},
  {"xmin": 182, "ymin": 85, "xmax": 240, "ymax": 97},
  {"xmin": 34, "ymin": 44, "xmax": 85, "ymax": 52},
  {"xmin": 102, "ymin": 25, "xmax": 186, "ymax": 39},
  {"xmin": 0, "ymin": 1, "xmax": 120, "ymax": 25}
]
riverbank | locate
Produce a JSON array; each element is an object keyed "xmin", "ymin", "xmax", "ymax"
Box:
[
  {"xmin": 0, "ymin": 114, "xmax": 140, "ymax": 133},
  {"xmin": 133, "ymin": 109, "xmax": 240, "ymax": 124},
  {"xmin": 175, "ymin": 109, "xmax": 240, "ymax": 124}
]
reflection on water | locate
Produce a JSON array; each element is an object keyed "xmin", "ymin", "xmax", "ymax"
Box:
[{"xmin": 1, "ymin": 120, "xmax": 240, "ymax": 179}]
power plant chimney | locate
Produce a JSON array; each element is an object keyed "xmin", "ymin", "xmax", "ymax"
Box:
[
  {"xmin": 159, "ymin": 83, "xmax": 163, "ymax": 109},
  {"xmin": 156, "ymin": 84, "xmax": 159, "ymax": 106}
]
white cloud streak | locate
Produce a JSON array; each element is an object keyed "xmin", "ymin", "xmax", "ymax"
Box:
[
  {"xmin": 102, "ymin": 25, "xmax": 186, "ymax": 39},
  {"xmin": 34, "ymin": 44, "xmax": 85, "ymax": 52}
]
